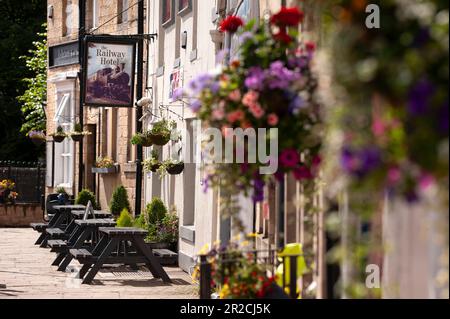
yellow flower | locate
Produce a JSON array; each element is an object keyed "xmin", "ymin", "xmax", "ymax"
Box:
[
  {"xmin": 220, "ymin": 284, "xmax": 230, "ymax": 299},
  {"xmin": 246, "ymin": 232, "xmax": 259, "ymax": 239},
  {"xmin": 198, "ymin": 243, "xmax": 210, "ymax": 255}
]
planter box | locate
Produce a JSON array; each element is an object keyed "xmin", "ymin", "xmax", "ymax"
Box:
[{"xmin": 91, "ymin": 165, "xmax": 120, "ymax": 174}]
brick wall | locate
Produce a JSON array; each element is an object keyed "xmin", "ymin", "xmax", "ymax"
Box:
[{"xmin": 0, "ymin": 204, "xmax": 44, "ymax": 227}]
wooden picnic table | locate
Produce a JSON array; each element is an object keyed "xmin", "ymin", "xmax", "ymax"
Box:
[
  {"xmin": 71, "ymin": 227, "xmax": 171, "ymax": 284},
  {"xmin": 52, "ymin": 218, "xmax": 117, "ymax": 272},
  {"xmin": 34, "ymin": 204, "xmax": 86, "ymax": 247}
]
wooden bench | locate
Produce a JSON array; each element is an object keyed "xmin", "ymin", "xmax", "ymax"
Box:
[{"xmin": 153, "ymin": 249, "xmax": 178, "ymax": 266}]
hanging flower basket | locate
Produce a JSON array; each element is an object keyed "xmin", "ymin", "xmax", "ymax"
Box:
[
  {"xmin": 166, "ymin": 162, "xmax": 185, "ymax": 175},
  {"xmin": 70, "ymin": 133, "xmax": 83, "ymax": 143},
  {"xmin": 52, "ymin": 135, "xmax": 66, "ymax": 143},
  {"xmin": 28, "ymin": 131, "xmax": 46, "ymax": 146},
  {"xmin": 149, "ymin": 133, "xmax": 171, "ymax": 146},
  {"xmin": 131, "ymin": 133, "xmax": 153, "ymax": 147}
]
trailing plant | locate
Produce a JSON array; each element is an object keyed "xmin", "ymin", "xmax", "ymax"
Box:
[
  {"xmin": 143, "ymin": 150, "xmax": 162, "ymax": 172},
  {"xmin": 177, "ymin": 7, "xmax": 322, "ymax": 232},
  {"xmin": 148, "ymin": 119, "xmax": 175, "ymax": 146},
  {"xmin": 109, "ymin": 186, "xmax": 132, "ymax": 217}
]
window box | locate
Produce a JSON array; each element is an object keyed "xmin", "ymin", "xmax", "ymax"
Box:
[{"xmin": 91, "ymin": 165, "xmax": 120, "ymax": 174}]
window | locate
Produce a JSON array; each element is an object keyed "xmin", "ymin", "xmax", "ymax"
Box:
[
  {"xmin": 53, "ymin": 92, "xmax": 74, "ymax": 188},
  {"xmin": 117, "ymin": 0, "xmax": 129, "ymax": 24},
  {"xmin": 62, "ymin": 0, "xmax": 74, "ymax": 36},
  {"xmin": 162, "ymin": 0, "xmax": 175, "ymax": 27},
  {"xmin": 178, "ymin": 0, "xmax": 192, "ymax": 15}
]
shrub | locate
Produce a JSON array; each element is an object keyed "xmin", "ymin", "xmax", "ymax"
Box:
[
  {"xmin": 133, "ymin": 213, "xmax": 147, "ymax": 229},
  {"xmin": 75, "ymin": 189, "xmax": 98, "ymax": 209},
  {"xmin": 145, "ymin": 197, "xmax": 167, "ymax": 224},
  {"xmin": 110, "ymin": 186, "xmax": 131, "ymax": 217},
  {"xmin": 116, "ymin": 209, "xmax": 134, "ymax": 228}
]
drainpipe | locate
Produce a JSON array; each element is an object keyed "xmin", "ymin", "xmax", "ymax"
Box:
[
  {"xmin": 135, "ymin": 0, "xmax": 145, "ymax": 216},
  {"xmin": 219, "ymin": 0, "xmax": 233, "ymax": 245},
  {"xmin": 78, "ymin": 0, "xmax": 86, "ymax": 194}
]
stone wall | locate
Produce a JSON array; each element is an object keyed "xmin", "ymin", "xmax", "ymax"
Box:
[{"xmin": 0, "ymin": 204, "xmax": 44, "ymax": 227}]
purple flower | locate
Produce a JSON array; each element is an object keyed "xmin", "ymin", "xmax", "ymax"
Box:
[
  {"xmin": 172, "ymin": 88, "xmax": 184, "ymax": 101},
  {"xmin": 439, "ymin": 99, "xmax": 449, "ymax": 135},
  {"xmin": 288, "ymin": 94, "xmax": 305, "ymax": 114},
  {"xmin": 267, "ymin": 61, "xmax": 301, "ymax": 90},
  {"xmin": 341, "ymin": 146, "xmax": 381, "ymax": 178},
  {"xmin": 189, "ymin": 99, "xmax": 202, "ymax": 112},
  {"xmin": 288, "ymin": 56, "xmax": 308, "ymax": 69},
  {"xmin": 408, "ymin": 78, "xmax": 435, "ymax": 115},
  {"xmin": 189, "ymin": 73, "xmax": 217, "ymax": 94},
  {"xmin": 414, "ymin": 28, "xmax": 431, "ymax": 48},
  {"xmin": 239, "ymin": 31, "xmax": 254, "ymax": 44},
  {"xmin": 252, "ymin": 178, "xmax": 265, "ymax": 203},
  {"xmin": 245, "ymin": 67, "xmax": 265, "ymax": 91}
]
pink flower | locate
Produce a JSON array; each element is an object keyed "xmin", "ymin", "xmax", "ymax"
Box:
[
  {"xmin": 294, "ymin": 166, "xmax": 313, "ymax": 180},
  {"xmin": 267, "ymin": 113, "xmax": 279, "ymax": 126},
  {"xmin": 243, "ymin": 91, "xmax": 260, "ymax": 107},
  {"xmin": 420, "ymin": 173, "xmax": 435, "ymax": 191},
  {"xmin": 228, "ymin": 90, "xmax": 242, "ymax": 102},
  {"xmin": 388, "ymin": 167, "xmax": 401, "ymax": 184},
  {"xmin": 280, "ymin": 149, "xmax": 300, "ymax": 168},
  {"xmin": 312, "ymin": 155, "xmax": 322, "ymax": 167},
  {"xmin": 212, "ymin": 108, "xmax": 225, "ymax": 120},
  {"xmin": 250, "ymin": 104, "xmax": 265, "ymax": 119},
  {"xmin": 227, "ymin": 110, "xmax": 245, "ymax": 123}
]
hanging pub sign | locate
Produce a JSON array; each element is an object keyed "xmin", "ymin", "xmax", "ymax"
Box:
[{"xmin": 83, "ymin": 36, "xmax": 137, "ymax": 108}]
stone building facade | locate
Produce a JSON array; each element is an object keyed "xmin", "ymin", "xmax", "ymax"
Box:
[{"xmin": 46, "ymin": 0, "xmax": 141, "ymax": 211}]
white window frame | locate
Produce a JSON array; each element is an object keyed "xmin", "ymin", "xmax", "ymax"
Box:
[
  {"xmin": 53, "ymin": 89, "xmax": 75, "ymax": 189},
  {"xmin": 93, "ymin": 0, "xmax": 100, "ymax": 28}
]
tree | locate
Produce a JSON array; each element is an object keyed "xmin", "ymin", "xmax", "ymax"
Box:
[
  {"xmin": 0, "ymin": 0, "xmax": 46, "ymax": 161},
  {"xmin": 17, "ymin": 25, "xmax": 47, "ymax": 134}
]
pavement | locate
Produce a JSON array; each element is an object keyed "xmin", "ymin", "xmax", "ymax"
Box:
[{"xmin": 0, "ymin": 228, "xmax": 198, "ymax": 299}]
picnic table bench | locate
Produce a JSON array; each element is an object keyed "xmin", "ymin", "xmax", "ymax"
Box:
[
  {"xmin": 32, "ymin": 205, "xmax": 86, "ymax": 247},
  {"xmin": 71, "ymin": 227, "xmax": 171, "ymax": 284},
  {"xmin": 49, "ymin": 218, "xmax": 116, "ymax": 271}
]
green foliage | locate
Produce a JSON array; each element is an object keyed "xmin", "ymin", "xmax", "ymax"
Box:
[
  {"xmin": 145, "ymin": 197, "xmax": 167, "ymax": 224},
  {"xmin": 0, "ymin": 1, "xmax": 46, "ymax": 161},
  {"xmin": 116, "ymin": 209, "xmax": 134, "ymax": 228},
  {"xmin": 146, "ymin": 207, "xmax": 179, "ymax": 244},
  {"xmin": 74, "ymin": 123, "xmax": 83, "ymax": 133},
  {"xmin": 55, "ymin": 187, "xmax": 67, "ymax": 195},
  {"xmin": 17, "ymin": 23, "xmax": 47, "ymax": 134},
  {"xmin": 75, "ymin": 189, "xmax": 98, "ymax": 209},
  {"xmin": 109, "ymin": 186, "xmax": 132, "ymax": 217},
  {"xmin": 133, "ymin": 213, "xmax": 147, "ymax": 229}
]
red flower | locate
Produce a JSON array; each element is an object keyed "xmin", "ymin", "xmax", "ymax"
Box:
[
  {"xmin": 294, "ymin": 165, "xmax": 314, "ymax": 181},
  {"xmin": 271, "ymin": 7, "xmax": 304, "ymax": 27},
  {"xmin": 274, "ymin": 29, "xmax": 293, "ymax": 44},
  {"xmin": 305, "ymin": 41, "xmax": 317, "ymax": 53},
  {"xmin": 220, "ymin": 16, "xmax": 244, "ymax": 33}
]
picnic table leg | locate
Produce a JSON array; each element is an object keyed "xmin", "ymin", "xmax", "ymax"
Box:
[
  {"xmin": 133, "ymin": 236, "xmax": 171, "ymax": 283},
  {"xmin": 52, "ymin": 253, "xmax": 66, "ymax": 266},
  {"xmin": 78, "ymin": 234, "xmax": 110, "ymax": 280},
  {"xmin": 82, "ymin": 238, "xmax": 119, "ymax": 284},
  {"xmin": 35, "ymin": 232, "xmax": 46, "ymax": 245},
  {"xmin": 58, "ymin": 228, "xmax": 93, "ymax": 272}
]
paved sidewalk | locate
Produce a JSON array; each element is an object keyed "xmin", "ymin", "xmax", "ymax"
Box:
[{"xmin": 0, "ymin": 228, "xmax": 198, "ymax": 299}]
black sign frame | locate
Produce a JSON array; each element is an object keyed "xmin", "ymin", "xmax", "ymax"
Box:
[
  {"xmin": 82, "ymin": 35, "xmax": 137, "ymax": 108},
  {"xmin": 49, "ymin": 41, "xmax": 80, "ymax": 68}
]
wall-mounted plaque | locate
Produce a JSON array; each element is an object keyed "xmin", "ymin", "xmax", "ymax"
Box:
[{"xmin": 49, "ymin": 41, "xmax": 79, "ymax": 68}]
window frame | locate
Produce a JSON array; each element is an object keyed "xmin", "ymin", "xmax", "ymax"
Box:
[
  {"xmin": 161, "ymin": 0, "xmax": 175, "ymax": 28},
  {"xmin": 178, "ymin": 0, "xmax": 192, "ymax": 16}
]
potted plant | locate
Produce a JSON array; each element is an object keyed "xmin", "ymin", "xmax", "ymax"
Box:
[
  {"xmin": 51, "ymin": 126, "xmax": 67, "ymax": 143},
  {"xmin": 143, "ymin": 198, "xmax": 169, "ymax": 249},
  {"xmin": 165, "ymin": 159, "xmax": 185, "ymax": 175},
  {"xmin": 92, "ymin": 156, "xmax": 119, "ymax": 174},
  {"xmin": 109, "ymin": 186, "xmax": 132, "ymax": 218},
  {"xmin": 69, "ymin": 123, "xmax": 91, "ymax": 143},
  {"xmin": 143, "ymin": 150, "xmax": 162, "ymax": 173},
  {"xmin": 28, "ymin": 130, "xmax": 46, "ymax": 146},
  {"xmin": 75, "ymin": 189, "xmax": 99, "ymax": 209},
  {"xmin": 0, "ymin": 179, "xmax": 18, "ymax": 205},
  {"xmin": 131, "ymin": 131, "xmax": 153, "ymax": 147},
  {"xmin": 148, "ymin": 120, "xmax": 174, "ymax": 146}
]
